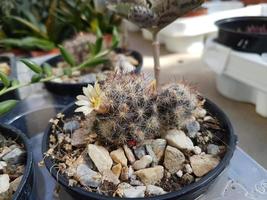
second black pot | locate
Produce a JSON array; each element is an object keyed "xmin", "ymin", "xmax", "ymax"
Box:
[
  {"xmin": 42, "ymin": 48, "xmax": 143, "ymax": 97},
  {"xmin": 42, "ymin": 98, "xmax": 237, "ymax": 200},
  {"xmin": 216, "ymin": 16, "xmax": 267, "ymax": 54},
  {"xmin": 0, "ymin": 124, "xmax": 34, "ymax": 200}
]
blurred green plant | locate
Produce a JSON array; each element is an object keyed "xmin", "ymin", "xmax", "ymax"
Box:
[
  {"xmin": 0, "ymin": 0, "xmax": 121, "ymax": 52},
  {"xmin": 0, "ymin": 27, "xmax": 120, "ymax": 116}
]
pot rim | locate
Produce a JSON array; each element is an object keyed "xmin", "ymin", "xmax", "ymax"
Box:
[
  {"xmin": 215, "ymin": 16, "xmax": 267, "ymax": 37},
  {"xmin": 0, "ymin": 123, "xmax": 33, "ymax": 200},
  {"xmin": 42, "ymin": 98, "xmax": 237, "ymax": 200}
]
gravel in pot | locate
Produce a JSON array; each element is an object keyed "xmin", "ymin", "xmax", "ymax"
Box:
[
  {"xmin": 0, "ymin": 124, "xmax": 33, "ymax": 200},
  {"xmin": 42, "ymin": 74, "xmax": 237, "ymax": 200}
]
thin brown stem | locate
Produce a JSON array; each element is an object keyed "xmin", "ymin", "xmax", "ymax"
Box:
[
  {"xmin": 152, "ymin": 31, "xmax": 160, "ymax": 91},
  {"xmin": 121, "ymin": 20, "xmax": 129, "ymax": 50}
]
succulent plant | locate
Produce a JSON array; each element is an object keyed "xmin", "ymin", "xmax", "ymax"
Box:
[
  {"xmin": 93, "ymin": 73, "xmax": 160, "ymax": 146},
  {"xmin": 75, "ymin": 74, "xmax": 201, "ymax": 146},
  {"xmin": 63, "ymin": 32, "xmax": 97, "ymax": 64},
  {"xmin": 157, "ymin": 83, "xmax": 198, "ymax": 130}
]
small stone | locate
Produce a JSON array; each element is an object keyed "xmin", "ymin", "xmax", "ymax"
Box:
[
  {"xmin": 145, "ymin": 144, "xmax": 158, "ymax": 165},
  {"xmin": 116, "ymin": 183, "xmax": 146, "ymax": 198},
  {"xmin": 130, "ymin": 179, "xmax": 144, "ymax": 186},
  {"xmin": 123, "ymin": 186, "xmax": 146, "ymax": 198},
  {"xmin": 133, "ymin": 146, "xmax": 146, "ymax": 159},
  {"xmin": 2, "ymin": 147, "xmax": 26, "ymax": 165},
  {"xmin": 146, "ymin": 185, "xmax": 167, "ymax": 196},
  {"xmin": 164, "ymin": 146, "xmax": 185, "ymax": 174},
  {"xmin": 186, "ymin": 120, "xmax": 200, "ymax": 138},
  {"xmin": 76, "ymin": 164, "xmax": 101, "ymax": 187},
  {"xmin": 0, "ymin": 174, "xmax": 10, "ymax": 194},
  {"xmin": 207, "ymin": 144, "xmax": 220, "ymax": 155},
  {"xmin": 151, "ymin": 139, "xmax": 167, "ymax": 162},
  {"xmin": 112, "ymin": 163, "xmax": 122, "ymax": 178},
  {"xmin": 176, "ymin": 170, "xmax": 183, "ymax": 178},
  {"xmin": 63, "ymin": 120, "xmax": 80, "ymax": 133},
  {"xmin": 71, "ymin": 129, "xmax": 88, "ymax": 147},
  {"xmin": 193, "ymin": 146, "xmax": 202, "ymax": 155},
  {"xmin": 128, "ymin": 166, "xmax": 134, "ymax": 178},
  {"xmin": 133, "ymin": 155, "xmax": 153, "ymax": 170},
  {"xmin": 190, "ymin": 154, "xmax": 220, "ymax": 177},
  {"xmin": 9, "ymin": 175, "xmax": 22, "ymax": 192},
  {"xmin": 79, "ymin": 74, "xmax": 97, "ymax": 83},
  {"xmin": 102, "ymin": 170, "xmax": 120, "ymax": 185},
  {"xmin": 204, "ymin": 116, "xmax": 213, "ymax": 121},
  {"xmin": 0, "ymin": 134, "xmax": 6, "ymax": 148},
  {"xmin": 87, "ymin": 144, "xmax": 113, "ymax": 173},
  {"xmin": 182, "ymin": 173, "xmax": 194, "ymax": 184},
  {"xmin": 184, "ymin": 164, "xmax": 193, "ymax": 174},
  {"xmin": 110, "ymin": 148, "xmax": 127, "ymax": 167},
  {"xmin": 0, "ymin": 161, "xmax": 7, "ymax": 172},
  {"xmin": 123, "ymin": 145, "xmax": 136, "ymax": 164},
  {"xmin": 135, "ymin": 166, "xmax": 164, "ymax": 185},
  {"xmin": 194, "ymin": 108, "xmax": 207, "ymax": 118},
  {"xmin": 165, "ymin": 129, "xmax": 194, "ymax": 151},
  {"xmin": 0, "ymin": 147, "xmax": 11, "ymax": 158},
  {"xmin": 120, "ymin": 166, "xmax": 129, "ymax": 181}
]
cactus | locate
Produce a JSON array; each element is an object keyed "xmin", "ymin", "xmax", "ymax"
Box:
[
  {"xmin": 93, "ymin": 73, "xmax": 160, "ymax": 146},
  {"xmin": 157, "ymin": 83, "xmax": 199, "ymax": 130},
  {"xmin": 76, "ymin": 74, "xmax": 202, "ymax": 146},
  {"xmin": 63, "ymin": 32, "xmax": 97, "ymax": 64}
]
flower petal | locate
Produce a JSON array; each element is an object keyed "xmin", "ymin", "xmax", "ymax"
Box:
[
  {"xmin": 83, "ymin": 85, "xmax": 93, "ymax": 97},
  {"xmin": 76, "ymin": 95, "xmax": 88, "ymax": 101},
  {"xmin": 75, "ymin": 100, "xmax": 91, "ymax": 106}
]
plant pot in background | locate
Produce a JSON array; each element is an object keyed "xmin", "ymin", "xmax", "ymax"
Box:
[
  {"xmin": 42, "ymin": 99, "xmax": 237, "ymax": 200},
  {"xmin": 41, "ymin": 48, "xmax": 143, "ymax": 96},
  {"xmin": 0, "ymin": 54, "xmax": 19, "ymax": 101},
  {"xmin": 216, "ymin": 16, "xmax": 267, "ymax": 54},
  {"xmin": 0, "ymin": 124, "xmax": 34, "ymax": 200}
]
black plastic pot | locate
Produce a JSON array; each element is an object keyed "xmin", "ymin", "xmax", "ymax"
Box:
[
  {"xmin": 215, "ymin": 16, "xmax": 267, "ymax": 54},
  {"xmin": 42, "ymin": 99, "xmax": 237, "ymax": 200},
  {"xmin": 0, "ymin": 123, "xmax": 34, "ymax": 200},
  {"xmin": 0, "ymin": 54, "xmax": 19, "ymax": 101},
  {"xmin": 41, "ymin": 48, "xmax": 143, "ymax": 96}
]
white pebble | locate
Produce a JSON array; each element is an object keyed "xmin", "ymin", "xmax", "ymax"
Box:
[
  {"xmin": 176, "ymin": 170, "xmax": 183, "ymax": 178},
  {"xmin": 184, "ymin": 164, "xmax": 193, "ymax": 174},
  {"xmin": 193, "ymin": 146, "xmax": 202, "ymax": 155}
]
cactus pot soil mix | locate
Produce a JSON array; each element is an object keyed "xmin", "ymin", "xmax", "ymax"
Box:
[{"xmin": 42, "ymin": 74, "xmax": 237, "ymax": 200}]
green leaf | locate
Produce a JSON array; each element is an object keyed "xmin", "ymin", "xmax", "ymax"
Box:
[
  {"xmin": 0, "ymin": 100, "xmax": 18, "ymax": 116},
  {"xmin": 31, "ymin": 74, "xmax": 42, "ymax": 83},
  {"xmin": 63, "ymin": 68, "xmax": 72, "ymax": 76},
  {"xmin": 94, "ymin": 37, "xmax": 103, "ymax": 55},
  {"xmin": 21, "ymin": 59, "xmax": 42, "ymax": 74},
  {"xmin": 112, "ymin": 26, "xmax": 120, "ymax": 49},
  {"xmin": 11, "ymin": 80, "xmax": 20, "ymax": 87},
  {"xmin": 0, "ymin": 72, "xmax": 10, "ymax": 87},
  {"xmin": 79, "ymin": 56, "xmax": 108, "ymax": 69},
  {"xmin": 96, "ymin": 26, "xmax": 103, "ymax": 38},
  {"xmin": 58, "ymin": 45, "xmax": 76, "ymax": 67},
  {"xmin": 0, "ymin": 37, "xmax": 55, "ymax": 51},
  {"xmin": 8, "ymin": 16, "xmax": 48, "ymax": 39},
  {"xmin": 43, "ymin": 63, "xmax": 53, "ymax": 77}
]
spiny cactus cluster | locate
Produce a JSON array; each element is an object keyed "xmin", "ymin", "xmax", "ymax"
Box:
[
  {"xmin": 63, "ymin": 32, "xmax": 96, "ymax": 64},
  {"xmin": 157, "ymin": 83, "xmax": 198, "ymax": 130},
  {"xmin": 86, "ymin": 74, "xmax": 201, "ymax": 146}
]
